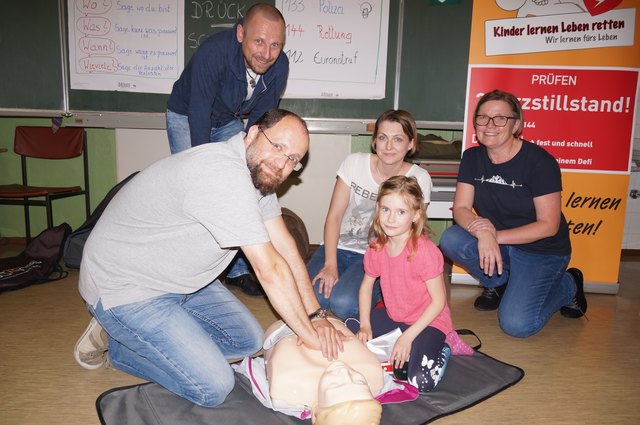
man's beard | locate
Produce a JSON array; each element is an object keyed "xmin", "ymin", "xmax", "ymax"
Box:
[{"xmin": 248, "ymin": 159, "xmax": 282, "ymax": 196}]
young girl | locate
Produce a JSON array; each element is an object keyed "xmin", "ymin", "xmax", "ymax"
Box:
[{"xmin": 356, "ymin": 175, "xmax": 452, "ymax": 392}]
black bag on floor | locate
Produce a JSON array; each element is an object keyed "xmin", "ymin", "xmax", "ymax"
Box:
[
  {"xmin": 0, "ymin": 222, "xmax": 72, "ymax": 292},
  {"xmin": 63, "ymin": 171, "xmax": 139, "ymax": 269}
]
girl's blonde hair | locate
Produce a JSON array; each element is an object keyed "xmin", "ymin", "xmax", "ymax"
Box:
[{"xmin": 369, "ymin": 176, "xmax": 430, "ymax": 258}]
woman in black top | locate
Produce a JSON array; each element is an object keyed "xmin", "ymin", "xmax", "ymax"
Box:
[{"xmin": 439, "ymin": 89, "xmax": 587, "ymax": 338}]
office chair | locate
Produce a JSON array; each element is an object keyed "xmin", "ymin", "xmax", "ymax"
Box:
[{"xmin": 0, "ymin": 126, "xmax": 90, "ymax": 240}]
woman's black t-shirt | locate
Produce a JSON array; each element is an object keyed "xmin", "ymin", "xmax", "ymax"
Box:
[{"xmin": 457, "ymin": 140, "xmax": 571, "ymax": 256}]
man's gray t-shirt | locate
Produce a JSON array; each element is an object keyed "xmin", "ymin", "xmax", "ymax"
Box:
[{"xmin": 79, "ymin": 133, "xmax": 281, "ymax": 310}]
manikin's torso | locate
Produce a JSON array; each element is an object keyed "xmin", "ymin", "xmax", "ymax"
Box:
[{"xmin": 264, "ymin": 318, "xmax": 384, "ymax": 409}]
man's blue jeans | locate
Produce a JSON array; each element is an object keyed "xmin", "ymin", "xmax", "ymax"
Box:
[
  {"xmin": 165, "ymin": 110, "xmax": 250, "ymax": 278},
  {"xmin": 439, "ymin": 225, "xmax": 576, "ymax": 338},
  {"xmin": 306, "ymin": 246, "xmax": 381, "ymax": 320},
  {"xmin": 89, "ymin": 281, "xmax": 263, "ymax": 407},
  {"xmin": 166, "ymin": 109, "xmax": 245, "ymax": 154}
]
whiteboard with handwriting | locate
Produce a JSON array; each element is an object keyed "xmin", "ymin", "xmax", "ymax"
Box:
[
  {"xmin": 67, "ymin": 0, "xmax": 184, "ymax": 94},
  {"xmin": 276, "ymin": 0, "xmax": 389, "ymax": 99}
]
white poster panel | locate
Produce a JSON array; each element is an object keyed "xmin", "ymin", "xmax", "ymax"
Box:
[
  {"xmin": 68, "ymin": 0, "xmax": 184, "ymax": 94},
  {"xmin": 276, "ymin": 0, "xmax": 389, "ymax": 99},
  {"xmin": 485, "ymin": 8, "xmax": 636, "ymax": 56}
]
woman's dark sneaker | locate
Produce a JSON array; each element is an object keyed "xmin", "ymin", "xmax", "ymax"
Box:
[
  {"xmin": 561, "ymin": 268, "xmax": 587, "ymax": 318},
  {"xmin": 474, "ymin": 284, "xmax": 507, "ymax": 311},
  {"xmin": 226, "ymin": 274, "xmax": 266, "ymax": 297}
]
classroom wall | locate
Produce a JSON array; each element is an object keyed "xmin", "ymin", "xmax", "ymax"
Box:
[
  {"xmin": 2, "ymin": 115, "xmax": 639, "ymax": 249},
  {"xmin": 0, "ymin": 118, "xmax": 349, "ymax": 244},
  {"xmin": 622, "ymin": 92, "xmax": 640, "ymax": 249},
  {"xmin": 113, "ymin": 129, "xmax": 350, "ymax": 244},
  {"xmin": 0, "ymin": 118, "xmax": 117, "ymax": 238}
]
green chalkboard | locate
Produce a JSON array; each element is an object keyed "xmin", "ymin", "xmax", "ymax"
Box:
[
  {"xmin": 68, "ymin": 0, "xmax": 398, "ymax": 118},
  {"xmin": 280, "ymin": 2, "xmax": 398, "ymax": 120},
  {"xmin": 1, "ymin": 0, "xmax": 472, "ymax": 123},
  {"xmin": 398, "ymin": 0, "xmax": 472, "ymax": 122},
  {"xmin": 0, "ymin": 1, "xmax": 64, "ymax": 112},
  {"xmin": 68, "ymin": 0, "xmax": 264, "ymax": 114}
]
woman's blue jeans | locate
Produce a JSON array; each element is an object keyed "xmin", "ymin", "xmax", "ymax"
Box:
[
  {"xmin": 439, "ymin": 225, "xmax": 576, "ymax": 338},
  {"xmin": 307, "ymin": 246, "xmax": 381, "ymax": 320},
  {"xmin": 165, "ymin": 110, "xmax": 250, "ymax": 278},
  {"xmin": 89, "ymin": 281, "xmax": 263, "ymax": 407}
]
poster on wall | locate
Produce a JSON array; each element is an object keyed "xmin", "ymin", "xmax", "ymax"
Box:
[
  {"xmin": 275, "ymin": 0, "xmax": 389, "ymax": 99},
  {"xmin": 67, "ymin": 0, "xmax": 184, "ymax": 94},
  {"xmin": 454, "ymin": 0, "xmax": 640, "ymax": 290},
  {"xmin": 464, "ymin": 65, "xmax": 637, "ymax": 173}
]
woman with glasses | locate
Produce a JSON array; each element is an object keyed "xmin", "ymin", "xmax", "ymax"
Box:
[
  {"xmin": 439, "ymin": 89, "xmax": 587, "ymax": 338},
  {"xmin": 306, "ymin": 110, "xmax": 433, "ymax": 320}
]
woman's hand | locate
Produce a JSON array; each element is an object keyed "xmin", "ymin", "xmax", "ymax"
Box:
[
  {"xmin": 312, "ymin": 265, "xmax": 339, "ymax": 298},
  {"xmin": 476, "ymin": 231, "xmax": 503, "ymax": 277},
  {"xmin": 466, "ymin": 217, "xmax": 497, "ymax": 237},
  {"xmin": 466, "ymin": 216, "xmax": 502, "ymax": 276}
]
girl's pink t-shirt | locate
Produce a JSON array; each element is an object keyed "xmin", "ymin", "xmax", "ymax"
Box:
[{"xmin": 364, "ymin": 236, "xmax": 453, "ymax": 334}]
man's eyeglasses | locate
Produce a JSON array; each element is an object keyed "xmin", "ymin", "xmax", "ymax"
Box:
[
  {"xmin": 260, "ymin": 129, "xmax": 303, "ymax": 171},
  {"xmin": 474, "ymin": 115, "xmax": 517, "ymax": 127}
]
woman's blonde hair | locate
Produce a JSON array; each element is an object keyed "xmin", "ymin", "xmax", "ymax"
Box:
[
  {"xmin": 369, "ymin": 175, "xmax": 430, "ymax": 259},
  {"xmin": 313, "ymin": 399, "xmax": 382, "ymax": 425}
]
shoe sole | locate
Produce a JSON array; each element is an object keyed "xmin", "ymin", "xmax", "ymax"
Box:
[
  {"xmin": 560, "ymin": 309, "xmax": 584, "ymax": 318},
  {"xmin": 225, "ymin": 283, "xmax": 266, "ymax": 297},
  {"xmin": 74, "ymin": 318, "xmax": 107, "ymax": 370},
  {"xmin": 474, "ymin": 303, "xmax": 500, "ymax": 312}
]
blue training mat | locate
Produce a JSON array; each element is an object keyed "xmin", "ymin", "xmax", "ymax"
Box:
[{"xmin": 96, "ymin": 351, "xmax": 524, "ymax": 425}]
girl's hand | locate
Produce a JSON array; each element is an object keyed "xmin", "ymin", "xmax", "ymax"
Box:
[
  {"xmin": 312, "ymin": 266, "xmax": 339, "ymax": 298},
  {"xmin": 391, "ymin": 333, "xmax": 414, "ymax": 369},
  {"xmin": 356, "ymin": 325, "xmax": 372, "ymax": 344}
]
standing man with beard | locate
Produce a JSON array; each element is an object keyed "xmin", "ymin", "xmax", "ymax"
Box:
[
  {"xmin": 166, "ymin": 3, "xmax": 290, "ymax": 296},
  {"xmin": 75, "ymin": 110, "xmax": 343, "ymax": 408}
]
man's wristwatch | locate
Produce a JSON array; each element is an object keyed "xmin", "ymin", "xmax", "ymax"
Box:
[{"xmin": 308, "ymin": 308, "xmax": 328, "ymax": 320}]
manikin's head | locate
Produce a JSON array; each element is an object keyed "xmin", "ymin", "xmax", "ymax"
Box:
[
  {"xmin": 244, "ymin": 109, "xmax": 309, "ymax": 196},
  {"xmin": 313, "ymin": 362, "xmax": 382, "ymax": 425},
  {"xmin": 317, "ymin": 361, "xmax": 373, "ymax": 407}
]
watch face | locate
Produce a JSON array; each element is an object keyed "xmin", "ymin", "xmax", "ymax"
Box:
[{"xmin": 309, "ymin": 308, "xmax": 328, "ymax": 320}]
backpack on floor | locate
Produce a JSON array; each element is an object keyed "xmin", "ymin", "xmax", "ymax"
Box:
[
  {"xmin": 0, "ymin": 222, "xmax": 72, "ymax": 292},
  {"xmin": 63, "ymin": 171, "xmax": 139, "ymax": 269},
  {"xmin": 281, "ymin": 207, "xmax": 310, "ymax": 261}
]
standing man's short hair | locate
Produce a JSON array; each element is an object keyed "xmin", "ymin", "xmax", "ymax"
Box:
[{"xmin": 244, "ymin": 3, "xmax": 285, "ymax": 25}]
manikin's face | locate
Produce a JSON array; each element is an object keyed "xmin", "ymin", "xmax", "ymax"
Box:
[{"xmin": 317, "ymin": 361, "xmax": 373, "ymax": 408}]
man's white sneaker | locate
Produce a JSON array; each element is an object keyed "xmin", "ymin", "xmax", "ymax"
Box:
[{"xmin": 74, "ymin": 318, "xmax": 109, "ymax": 370}]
